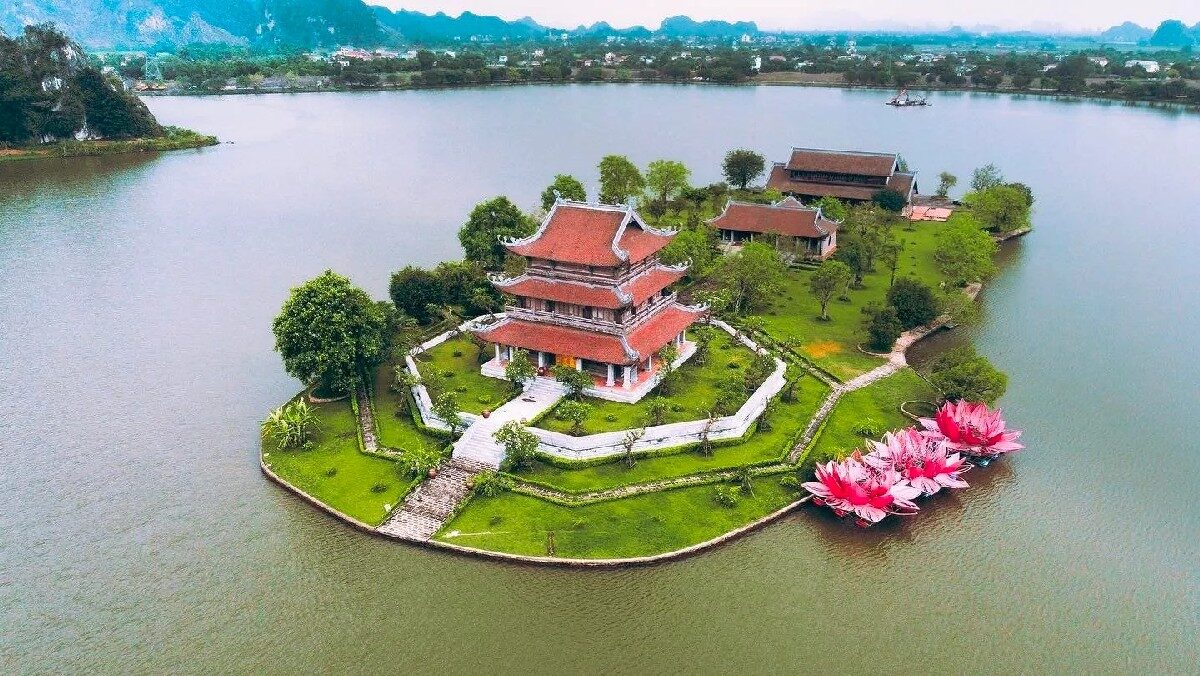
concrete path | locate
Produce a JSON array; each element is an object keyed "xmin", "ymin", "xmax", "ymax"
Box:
[
  {"xmin": 378, "ymin": 457, "xmax": 492, "ymax": 541},
  {"xmin": 451, "ymin": 379, "xmax": 565, "ymax": 468}
]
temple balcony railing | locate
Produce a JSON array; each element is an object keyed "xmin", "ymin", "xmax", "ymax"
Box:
[{"xmin": 504, "ymin": 291, "xmax": 678, "ymax": 335}]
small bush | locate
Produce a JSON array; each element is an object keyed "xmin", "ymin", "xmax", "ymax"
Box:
[
  {"xmin": 452, "ymin": 349, "xmax": 463, "ymax": 357},
  {"xmin": 489, "ymin": 515, "xmax": 504, "ymax": 526},
  {"xmin": 604, "ymin": 414, "xmax": 618, "ymax": 423},
  {"xmin": 852, "ymin": 418, "xmax": 884, "ymax": 437},
  {"xmin": 370, "ymin": 483, "xmax": 389, "ymax": 494},
  {"xmin": 323, "ymin": 467, "xmax": 338, "ymax": 478},
  {"xmin": 728, "ymin": 360, "xmax": 741, "ymax": 369},
  {"xmin": 713, "ymin": 485, "xmax": 740, "ymax": 507},
  {"xmin": 441, "ymin": 370, "xmax": 455, "ymax": 378}
]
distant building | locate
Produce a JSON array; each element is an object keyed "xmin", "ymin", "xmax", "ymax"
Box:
[
  {"xmin": 708, "ymin": 197, "xmax": 839, "ymax": 260},
  {"xmin": 766, "ymin": 147, "xmax": 918, "ymax": 204},
  {"xmin": 1088, "ymin": 57, "xmax": 1109, "ymax": 68},
  {"xmin": 752, "ymin": 56, "xmax": 762, "ymax": 71},
  {"xmin": 1125, "ymin": 59, "xmax": 1161, "ymax": 73}
]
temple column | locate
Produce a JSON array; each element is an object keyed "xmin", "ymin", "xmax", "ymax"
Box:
[
  {"xmin": 537, "ymin": 351, "xmax": 546, "ymax": 368},
  {"xmin": 606, "ymin": 364, "xmax": 615, "ymax": 387},
  {"xmin": 575, "ymin": 358, "xmax": 583, "ymax": 371},
  {"xmin": 646, "ymin": 354, "xmax": 653, "ymax": 371},
  {"xmin": 494, "ymin": 344, "xmax": 501, "ymax": 361},
  {"xmin": 623, "ymin": 366, "xmax": 632, "ymax": 389}
]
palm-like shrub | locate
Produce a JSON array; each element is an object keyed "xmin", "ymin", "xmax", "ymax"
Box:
[{"xmin": 262, "ymin": 399, "xmax": 318, "ymax": 450}]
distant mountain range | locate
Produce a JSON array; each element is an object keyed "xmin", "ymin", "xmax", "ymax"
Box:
[
  {"xmin": 1099, "ymin": 19, "xmax": 1199, "ymax": 46},
  {"xmin": 0, "ymin": 0, "xmax": 762, "ymax": 49},
  {"xmin": 1, "ymin": 1, "xmax": 1197, "ymax": 51}
]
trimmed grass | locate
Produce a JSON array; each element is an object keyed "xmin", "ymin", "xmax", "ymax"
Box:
[
  {"xmin": 435, "ymin": 476, "xmax": 798, "ymax": 559},
  {"xmin": 803, "ymin": 367, "xmax": 938, "ymax": 468},
  {"xmin": 371, "ymin": 362, "xmax": 447, "ymax": 452},
  {"xmin": 533, "ymin": 330, "xmax": 761, "ymax": 434},
  {"xmin": 261, "ymin": 399, "xmax": 409, "ymax": 526},
  {"xmin": 519, "ymin": 376, "xmax": 830, "ymax": 492},
  {"xmin": 753, "ymin": 218, "xmax": 952, "ymax": 380},
  {"xmin": 415, "ymin": 336, "xmax": 516, "ymax": 415}
]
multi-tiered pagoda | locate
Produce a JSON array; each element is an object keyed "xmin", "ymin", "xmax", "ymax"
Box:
[{"xmin": 473, "ymin": 200, "xmax": 703, "ymax": 401}]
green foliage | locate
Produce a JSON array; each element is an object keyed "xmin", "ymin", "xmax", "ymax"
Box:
[
  {"xmin": 272, "ymin": 270, "xmax": 388, "ymax": 394},
  {"xmin": 718, "ymin": 242, "xmax": 786, "ymax": 314},
  {"xmin": 970, "ymin": 163, "xmax": 1005, "ymax": 192},
  {"xmin": 744, "ymin": 351, "xmax": 775, "ymax": 390},
  {"xmin": 457, "ymin": 196, "xmax": 535, "ymax": 270},
  {"xmin": 494, "ymin": 420, "xmax": 539, "ymax": 471},
  {"xmin": 851, "ymin": 418, "xmax": 885, "ymax": 437},
  {"xmin": 504, "ymin": 349, "xmax": 536, "ymax": 390},
  {"xmin": 965, "ymin": 184, "xmax": 1032, "ymax": 233},
  {"xmin": 552, "ymin": 365, "xmax": 593, "ymax": 400},
  {"xmin": 262, "ymin": 399, "xmax": 319, "ymax": 450},
  {"xmin": 656, "ymin": 342, "xmax": 680, "ymax": 394},
  {"xmin": 936, "ymin": 171, "xmax": 958, "ymax": 198},
  {"xmin": 886, "ymin": 277, "xmax": 939, "ymax": 329},
  {"xmin": 540, "ymin": 174, "xmax": 587, "ymax": 210},
  {"xmin": 660, "ymin": 228, "xmax": 718, "ymax": 274},
  {"xmin": 721, "ymin": 149, "xmax": 766, "ymax": 189},
  {"xmin": 712, "ymin": 485, "xmax": 741, "ymax": 507},
  {"xmin": 556, "ymin": 399, "xmax": 593, "ymax": 435},
  {"xmin": 926, "ymin": 346, "xmax": 1008, "ymax": 405},
  {"xmin": 388, "ymin": 266, "xmax": 442, "ymax": 324},
  {"xmin": 864, "ymin": 306, "xmax": 903, "ymax": 352},
  {"xmin": 646, "ymin": 397, "xmax": 670, "ymax": 426},
  {"xmin": 835, "ymin": 206, "xmax": 894, "ymax": 286},
  {"xmin": 872, "ymin": 188, "xmax": 907, "ymax": 212},
  {"xmin": 714, "ymin": 372, "xmax": 747, "ymax": 415},
  {"xmin": 471, "ymin": 471, "xmax": 514, "ymax": 497},
  {"xmin": 388, "ymin": 261, "xmax": 498, "ymax": 324},
  {"xmin": 621, "ymin": 427, "xmax": 646, "ymax": 468},
  {"xmin": 646, "ymin": 159, "xmax": 691, "ymax": 205},
  {"xmin": 808, "ymin": 259, "xmax": 853, "ymax": 320},
  {"xmin": 396, "ymin": 445, "xmax": 441, "ymax": 478},
  {"xmin": 433, "ymin": 392, "xmax": 464, "ymax": 435},
  {"xmin": 934, "ymin": 215, "xmax": 998, "ymax": 285},
  {"xmin": 813, "ymin": 196, "xmax": 849, "ymax": 222},
  {"xmin": 598, "ymin": 154, "xmax": 645, "ymax": 204}
]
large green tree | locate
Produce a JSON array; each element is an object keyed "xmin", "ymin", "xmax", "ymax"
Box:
[
  {"xmin": 722, "ymin": 149, "xmax": 766, "ymax": 189},
  {"xmin": 926, "ymin": 346, "xmax": 1008, "ymax": 405},
  {"xmin": 835, "ymin": 206, "xmax": 893, "ymax": 287},
  {"xmin": 388, "ymin": 266, "xmax": 442, "ymax": 324},
  {"xmin": 934, "ymin": 215, "xmax": 998, "ymax": 285},
  {"xmin": 645, "ymin": 159, "xmax": 691, "ymax": 206},
  {"xmin": 598, "ymin": 154, "xmax": 645, "ymax": 204},
  {"xmin": 886, "ymin": 277, "xmax": 939, "ymax": 329},
  {"xmin": 966, "ymin": 185, "xmax": 1032, "ymax": 233},
  {"xmin": 808, "ymin": 259, "xmax": 853, "ymax": 320},
  {"xmin": 272, "ymin": 270, "xmax": 388, "ymax": 394},
  {"xmin": 660, "ymin": 227, "xmax": 718, "ymax": 274},
  {"xmin": 540, "ymin": 174, "xmax": 586, "ymax": 210},
  {"xmin": 718, "ymin": 242, "xmax": 786, "ymax": 314},
  {"xmin": 457, "ymin": 196, "xmax": 535, "ymax": 270}
]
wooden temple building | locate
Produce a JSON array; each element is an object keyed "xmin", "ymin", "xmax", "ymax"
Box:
[
  {"xmin": 473, "ymin": 200, "xmax": 704, "ymax": 401},
  {"xmin": 766, "ymin": 147, "xmax": 918, "ymax": 204},
  {"xmin": 708, "ymin": 196, "xmax": 840, "ymax": 260}
]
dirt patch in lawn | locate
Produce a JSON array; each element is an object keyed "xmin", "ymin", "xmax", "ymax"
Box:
[{"xmin": 803, "ymin": 341, "xmax": 843, "ymax": 359}]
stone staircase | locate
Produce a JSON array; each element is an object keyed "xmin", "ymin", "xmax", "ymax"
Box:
[
  {"xmin": 378, "ymin": 457, "xmax": 491, "ymax": 541},
  {"xmin": 451, "ymin": 378, "xmax": 565, "ymax": 468}
]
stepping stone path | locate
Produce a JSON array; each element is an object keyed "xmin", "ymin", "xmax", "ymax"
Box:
[{"xmin": 378, "ymin": 457, "xmax": 492, "ymax": 541}]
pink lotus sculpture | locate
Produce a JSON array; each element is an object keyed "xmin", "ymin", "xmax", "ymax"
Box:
[
  {"xmin": 920, "ymin": 400, "xmax": 1023, "ymax": 461},
  {"xmin": 865, "ymin": 428, "xmax": 971, "ymax": 496},
  {"xmin": 803, "ymin": 455, "xmax": 922, "ymax": 527}
]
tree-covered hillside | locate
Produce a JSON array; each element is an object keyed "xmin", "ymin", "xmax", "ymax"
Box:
[{"xmin": 0, "ymin": 24, "xmax": 161, "ymax": 145}]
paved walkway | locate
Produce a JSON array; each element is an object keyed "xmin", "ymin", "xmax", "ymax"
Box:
[
  {"xmin": 452, "ymin": 379, "xmax": 565, "ymax": 468},
  {"xmin": 378, "ymin": 457, "xmax": 491, "ymax": 541}
]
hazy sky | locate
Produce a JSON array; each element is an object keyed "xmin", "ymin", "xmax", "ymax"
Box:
[{"xmin": 369, "ymin": 1, "xmax": 1198, "ymax": 32}]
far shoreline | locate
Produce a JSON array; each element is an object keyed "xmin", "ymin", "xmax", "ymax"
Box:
[
  {"xmin": 137, "ymin": 77, "xmax": 1200, "ymax": 113},
  {"xmin": 0, "ymin": 127, "xmax": 219, "ymax": 164}
]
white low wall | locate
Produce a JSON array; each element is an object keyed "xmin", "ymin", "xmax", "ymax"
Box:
[
  {"xmin": 530, "ymin": 319, "xmax": 786, "ymax": 460},
  {"xmin": 405, "ymin": 316, "xmax": 786, "ymax": 461}
]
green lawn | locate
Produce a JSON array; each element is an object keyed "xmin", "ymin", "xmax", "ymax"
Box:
[
  {"xmin": 371, "ymin": 362, "xmax": 448, "ymax": 453},
  {"xmin": 533, "ymin": 329, "xmax": 761, "ymax": 434},
  {"xmin": 753, "ymin": 218, "xmax": 952, "ymax": 380},
  {"xmin": 435, "ymin": 476, "xmax": 799, "ymax": 559},
  {"xmin": 415, "ymin": 335, "xmax": 516, "ymax": 415},
  {"xmin": 802, "ymin": 367, "xmax": 937, "ymax": 468},
  {"xmin": 262, "ymin": 399, "xmax": 411, "ymax": 526},
  {"xmin": 519, "ymin": 376, "xmax": 829, "ymax": 492}
]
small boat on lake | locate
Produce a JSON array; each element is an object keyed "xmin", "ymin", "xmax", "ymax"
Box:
[{"xmin": 887, "ymin": 88, "xmax": 929, "ymax": 107}]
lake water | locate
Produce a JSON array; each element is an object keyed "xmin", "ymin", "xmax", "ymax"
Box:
[{"xmin": 2, "ymin": 85, "xmax": 1197, "ymax": 673}]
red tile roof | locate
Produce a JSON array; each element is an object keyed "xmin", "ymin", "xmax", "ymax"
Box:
[
  {"xmin": 786, "ymin": 148, "xmax": 897, "ymax": 177},
  {"xmin": 709, "ymin": 200, "xmax": 837, "ymax": 239},
  {"xmin": 620, "ymin": 266, "xmax": 686, "ymax": 306},
  {"xmin": 474, "ymin": 318, "xmax": 632, "ymax": 363},
  {"xmin": 627, "ymin": 304, "xmax": 704, "ymax": 359},
  {"xmin": 473, "ymin": 303, "xmax": 703, "ymax": 365},
  {"xmin": 505, "ymin": 202, "xmax": 674, "ymax": 267},
  {"xmin": 767, "ymin": 164, "xmax": 917, "ymax": 203},
  {"xmin": 495, "ymin": 276, "xmax": 624, "ymax": 309}
]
